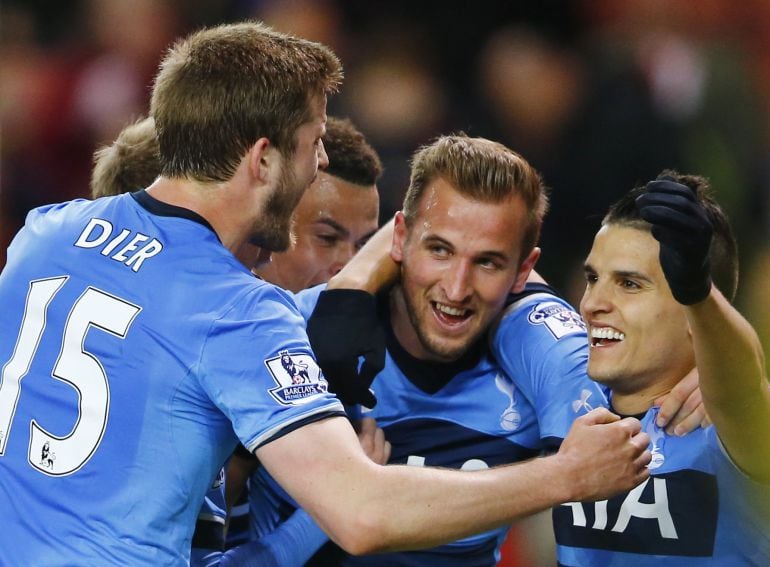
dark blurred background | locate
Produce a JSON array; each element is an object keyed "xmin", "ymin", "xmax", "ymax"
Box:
[{"xmin": 2, "ymin": 0, "xmax": 769, "ymax": 564}]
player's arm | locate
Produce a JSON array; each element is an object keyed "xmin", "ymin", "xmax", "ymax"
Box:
[
  {"xmin": 637, "ymin": 178, "xmax": 770, "ymax": 482},
  {"xmin": 685, "ymin": 288, "xmax": 770, "ymax": 482},
  {"xmin": 220, "ymin": 418, "xmax": 390, "ymax": 567},
  {"xmin": 256, "ymin": 411, "xmax": 650, "ymax": 556},
  {"xmin": 327, "ymin": 216, "xmax": 398, "ymax": 292},
  {"xmin": 219, "ymin": 509, "xmax": 328, "ymax": 567}
]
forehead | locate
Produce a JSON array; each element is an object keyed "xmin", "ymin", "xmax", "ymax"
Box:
[
  {"xmin": 588, "ymin": 224, "xmax": 660, "ymax": 272},
  {"xmin": 411, "ymin": 176, "xmax": 526, "ymax": 254},
  {"xmin": 295, "ymin": 173, "xmax": 379, "ymax": 226}
]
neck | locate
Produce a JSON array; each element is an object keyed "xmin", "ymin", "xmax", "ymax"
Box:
[
  {"xmin": 389, "ymin": 286, "xmax": 430, "ymax": 361},
  {"xmin": 609, "ymin": 369, "xmax": 693, "ymax": 416},
  {"xmin": 147, "ymin": 176, "xmax": 252, "ymax": 259}
]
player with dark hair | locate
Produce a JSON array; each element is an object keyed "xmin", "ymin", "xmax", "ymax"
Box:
[
  {"xmin": 551, "ymin": 172, "xmax": 770, "ymax": 564},
  {"xmin": 0, "ymin": 22, "xmax": 650, "ymax": 566},
  {"xmin": 254, "ymin": 116, "xmax": 382, "ymax": 291}
]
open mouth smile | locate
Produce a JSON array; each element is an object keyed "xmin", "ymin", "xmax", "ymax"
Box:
[
  {"xmin": 590, "ymin": 326, "xmax": 625, "ymax": 347},
  {"xmin": 432, "ymin": 301, "xmax": 472, "ymax": 326}
]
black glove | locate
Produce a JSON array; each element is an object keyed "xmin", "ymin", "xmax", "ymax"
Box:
[
  {"xmin": 635, "ymin": 177, "xmax": 713, "ymax": 305},
  {"xmin": 306, "ymin": 289, "xmax": 385, "ymax": 408}
]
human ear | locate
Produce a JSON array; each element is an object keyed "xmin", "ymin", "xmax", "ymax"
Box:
[
  {"xmin": 511, "ymin": 247, "xmax": 541, "ymax": 293},
  {"xmin": 391, "ymin": 211, "xmax": 408, "ymax": 263}
]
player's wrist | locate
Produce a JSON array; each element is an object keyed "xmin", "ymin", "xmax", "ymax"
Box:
[{"xmin": 533, "ymin": 453, "xmax": 576, "ymax": 505}]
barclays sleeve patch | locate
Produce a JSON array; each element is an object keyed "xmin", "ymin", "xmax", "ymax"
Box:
[
  {"xmin": 527, "ymin": 301, "xmax": 585, "ymax": 339},
  {"xmin": 265, "ymin": 350, "xmax": 329, "ymax": 406}
]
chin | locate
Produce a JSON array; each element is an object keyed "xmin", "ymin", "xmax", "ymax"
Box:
[
  {"xmin": 423, "ymin": 338, "xmax": 469, "ymax": 362},
  {"xmin": 586, "ymin": 364, "xmax": 617, "ymax": 387}
]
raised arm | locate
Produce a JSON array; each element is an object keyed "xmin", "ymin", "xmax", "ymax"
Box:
[
  {"xmin": 686, "ymin": 288, "xmax": 770, "ymax": 482},
  {"xmin": 637, "ymin": 177, "xmax": 770, "ymax": 482}
]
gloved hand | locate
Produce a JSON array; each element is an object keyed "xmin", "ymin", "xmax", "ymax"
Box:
[
  {"xmin": 306, "ymin": 289, "xmax": 385, "ymax": 408},
  {"xmin": 635, "ymin": 177, "xmax": 713, "ymax": 305}
]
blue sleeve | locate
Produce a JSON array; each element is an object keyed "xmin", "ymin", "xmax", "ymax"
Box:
[
  {"xmin": 291, "ymin": 283, "xmax": 325, "ymax": 321},
  {"xmin": 198, "ymin": 285, "xmax": 344, "ymax": 452},
  {"xmin": 219, "ymin": 509, "xmax": 328, "ymax": 567},
  {"xmin": 490, "ymin": 291, "xmax": 607, "ymax": 446}
]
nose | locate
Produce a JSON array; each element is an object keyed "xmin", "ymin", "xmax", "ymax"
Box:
[
  {"xmin": 317, "ymin": 139, "xmax": 329, "ymax": 170},
  {"xmin": 579, "ymin": 281, "xmax": 611, "ymax": 319},
  {"xmin": 443, "ymin": 260, "xmax": 473, "ymax": 303}
]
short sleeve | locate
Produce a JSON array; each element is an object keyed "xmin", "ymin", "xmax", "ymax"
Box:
[
  {"xmin": 490, "ymin": 291, "xmax": 607, "ymax": 445},
  {"xmin": 198, "ymin": 285, "xmax": 344, "ymax": 452}
]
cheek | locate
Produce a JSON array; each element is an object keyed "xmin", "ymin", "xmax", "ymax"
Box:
[{"xmin": 477, "ymin": 275, "xmax": 519, "ymax": 307}]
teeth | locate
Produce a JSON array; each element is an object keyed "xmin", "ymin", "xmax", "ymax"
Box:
[
  {"xmin": 436, "ymin": 303, "xmax": 467, "ymax": 317},
  {"xmin": 591, "ymin": 327, "xmax": 625, "ymax": 341}
]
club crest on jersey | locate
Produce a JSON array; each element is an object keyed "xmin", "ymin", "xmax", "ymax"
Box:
[
  {"xmin": 495, "ymin": 373, "xmax": 521, "ymax": 431},
  {"xmin": 265, "ymin": 350, "xmax": 328, "ymax": 406},
  {"xmin": 527, "ymin": 301, "xmax": 585, "ymax": 339},
  {"xmin": 646, "ymin": 408, "xmax": 668, "ymax": 470}
]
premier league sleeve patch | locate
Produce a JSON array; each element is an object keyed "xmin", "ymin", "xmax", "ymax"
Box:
[
  {"xmin": 527, "ymin": 301, "xmax": 586, "ymax": 339},
  {"xmin": 265, "ymin": 350, "xmax": 329, "ymax": 406}
]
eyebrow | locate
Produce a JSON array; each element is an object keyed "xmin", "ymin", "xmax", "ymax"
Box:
[
  {"xmin": 584, "ymin": 263, "xmax": 653, "ymax": 283},
  {"xmin": 425, "ymin": 235, "xmax": 511, "ymax": 263},
  {"xmin": 314, "ymin": 217, "xmax": 349, "ymax": 237}
]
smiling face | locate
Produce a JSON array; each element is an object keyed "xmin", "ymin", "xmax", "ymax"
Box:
[
  {"xmin": 580, "ymin": 224, "xmax": 695, "ymax": 412},
  {"xmin": 257, "ymin": 170, "xmax": 380, "ymax": 292},
  {"xmin": 391, "ymin": 176, "xmax": 538, "ymax": 362}
]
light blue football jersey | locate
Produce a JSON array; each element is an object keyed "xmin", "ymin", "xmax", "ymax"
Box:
[
  {"xmin": 0, "ymin": 192, "xmax": 344, "ymax": 566},
  {"xmin": 249, "ymin": 285, "xmax": 546, "ymax": 566},
  {"xmin": 490, "ymin": 287, "xmax": 608, "ymax": 450},
  {"xmin": 492, "ymin": 288, "xmax": 770, "ymax": 565},
  {"xmin": 554, "ymin": 408, "xmax": 770, "ymax": 566}
]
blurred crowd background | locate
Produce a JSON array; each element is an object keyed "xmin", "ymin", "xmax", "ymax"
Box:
[{"xmin": 2, "ymin": 1, "xmax": 769, "ymax": 562}]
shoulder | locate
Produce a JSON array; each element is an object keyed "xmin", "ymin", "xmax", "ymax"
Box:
[{"xmin": 492, "ymin": 284, "xmax": 587, "ymax": 361}]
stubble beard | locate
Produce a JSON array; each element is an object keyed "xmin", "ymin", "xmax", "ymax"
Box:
[
  {"xmin": 399, "ymin": 278, "xmax": 472, "ymax": 363},
  {"xmin": 249, "ymin": 161, "xmax": 304, "ymax": 252}
]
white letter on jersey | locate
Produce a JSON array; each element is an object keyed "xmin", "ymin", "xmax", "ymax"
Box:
[
  {"xmin": 612, "ymin": 478, "xmax": 678, "ymax": 539},
  {"xmin": 74, "ymin": 218, "xmax": 113, "ymax": 248},
  {"xmin": 29, "ymin": 287, "xmax": 140, "ymax": 475}
]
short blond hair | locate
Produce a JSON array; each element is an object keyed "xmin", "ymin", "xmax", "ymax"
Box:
[{"xmin": 403, "ymin": 134, "xmax": 549, "ymax": 256}]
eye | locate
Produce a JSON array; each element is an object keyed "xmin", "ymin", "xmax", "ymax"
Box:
[
  {"xmin": 584, "ymin": 272, "xmax": 598, "ymax": 285},
  {"xmin": 315, "ymin": 233, "xmax": 338, "ymax": 246},
  {"xmin": 428, "ymin": 244, "xmax": 450, "ymax": 258},
  {"xmin": 477, "ymin": 258, "xmax": 502, "ymax": 271},
  {"xmin": 621, "ymin": 278, "xmax": 641, "ymax": 290}
]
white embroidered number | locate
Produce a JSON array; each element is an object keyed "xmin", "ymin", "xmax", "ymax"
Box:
[{"xmin": 0, "ymin": 277, "xmax": 140, "ymax": 476}]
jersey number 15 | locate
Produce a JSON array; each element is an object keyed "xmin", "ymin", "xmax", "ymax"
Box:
[{"xmin": 0, "ymin": 276, "xmax": 140, "ymax": 476}]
